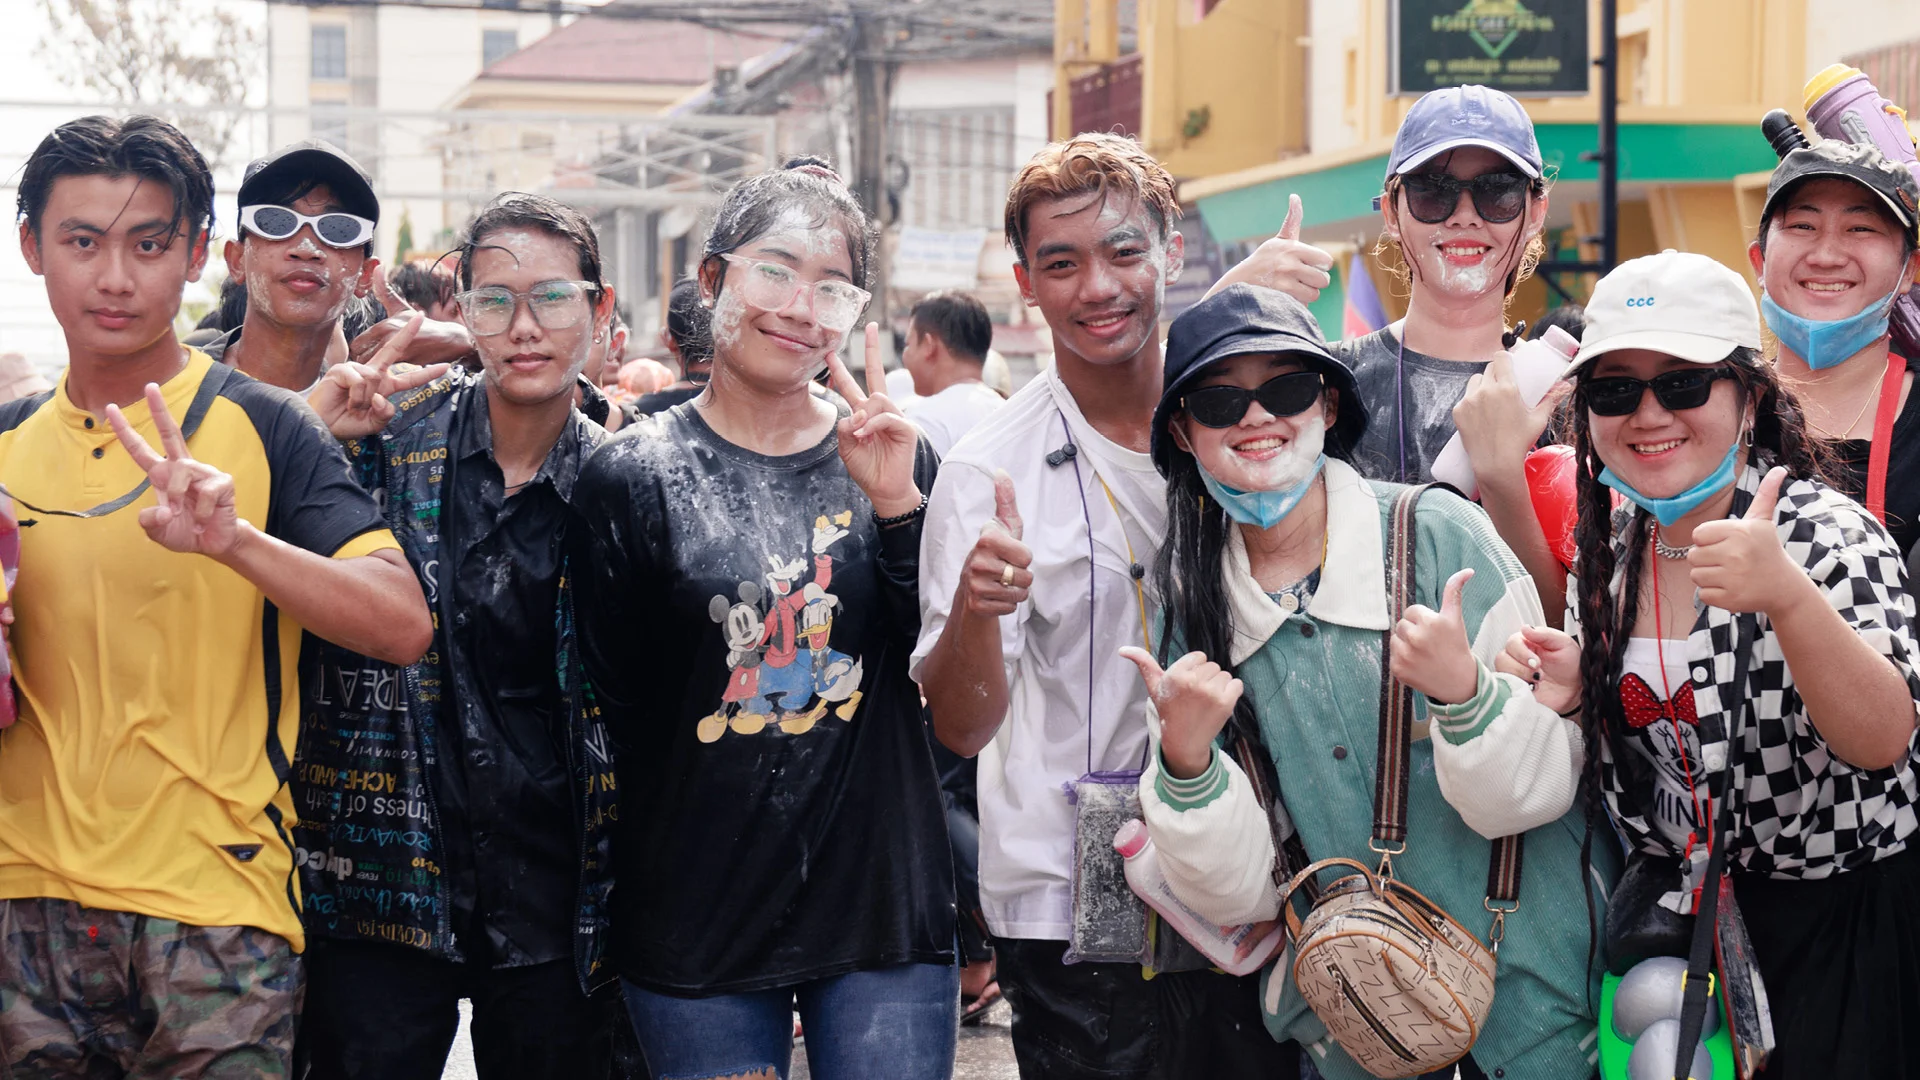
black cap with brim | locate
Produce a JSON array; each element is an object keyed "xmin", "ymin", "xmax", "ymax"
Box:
[
  {"xmin": 1761, "ymin": 140, "xmax": 1918, "ymax": 235},
  {"xmin": 238, "ymin": 140, "xmax": 379, "ymax": 224},
  {"xmin": 1151, "ymin": 283, "xmax": 1368, "ymax": 476}
]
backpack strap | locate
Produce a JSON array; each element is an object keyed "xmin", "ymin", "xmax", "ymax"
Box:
[{"xmin": 3, "ymin": 361, "xmax": 234, "ymax": 519}]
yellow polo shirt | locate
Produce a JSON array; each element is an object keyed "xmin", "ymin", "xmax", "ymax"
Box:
[{"xmin": 0, "ymin": 350, "xmax": 399, "ymax": 950}]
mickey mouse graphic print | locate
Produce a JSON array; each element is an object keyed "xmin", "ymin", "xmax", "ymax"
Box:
[{"xmin": 567, "ymin": 401, "xmax": 955, "ymax": 995}]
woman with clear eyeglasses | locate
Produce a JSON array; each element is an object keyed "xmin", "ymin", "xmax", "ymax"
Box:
[{"xmin": 566, "ymin": 158, "xmax": 959, "ymax": 1079}]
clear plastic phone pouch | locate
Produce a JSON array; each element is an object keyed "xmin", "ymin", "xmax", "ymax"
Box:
[{"xmin": 1063, "ymin": 770, "xmax": 1150, "ymax": 965}]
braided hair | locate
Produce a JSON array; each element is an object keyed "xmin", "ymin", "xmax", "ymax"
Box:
[{"xmin": 1570, "ymin": 346, "xmax": 1831, "ymax": 824}]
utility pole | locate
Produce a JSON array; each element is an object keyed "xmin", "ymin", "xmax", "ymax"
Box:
[
  {"xmin": 1537, "ymin": 0, "xmax": 1619, "ymax": 303},
  {"xmin": 852, "ymin": 10, "xmax": 896, "ymax": 335}
]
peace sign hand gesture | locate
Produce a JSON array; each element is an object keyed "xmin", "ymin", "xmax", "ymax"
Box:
[
  {"xmin": 105, "ymin": 383, "xmax": 243, "ymax": 559},
  {"xmin": 827, "ymin": 322, "xmax": 923, "ymax": 519},
  {"xmin": 309, "ymin": 313, "xmax": 450, "ymax": 439}
]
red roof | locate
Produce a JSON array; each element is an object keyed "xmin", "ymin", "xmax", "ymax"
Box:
[{"xmin": 482, "ymin": 16, "xmax": 785, "ymax": 85}]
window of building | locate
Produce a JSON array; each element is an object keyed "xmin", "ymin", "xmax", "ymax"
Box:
[
  {"xmin": 896, "ymin": 106, "xmax": 1018, "ymax": 231},
  {"xmin": 482, "ymin": 29, "xmax": 519, "ymax": 68},
  {"xmin": 311, "ymin": 25, "xmax": 347, "ymax": 81}
]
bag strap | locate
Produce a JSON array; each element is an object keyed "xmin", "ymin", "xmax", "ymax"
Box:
[
  {"xmin": 1373, "ymin": 484, "xmax": 1525, "ymax": 924},
  {"xmin": 1671, "ymin": 613, "xmax": 1756, "ymax": 1080},
  {"xmin": 3, "ymin": 360, "xmax": 233, "ymax": 519},
  {"xmin": 1371, "ymin": 485, "xmax": 1425, "ymax": 850}
]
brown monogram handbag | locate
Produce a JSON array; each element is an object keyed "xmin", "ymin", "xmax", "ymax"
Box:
[{"xmin": 1273, "ymin": 486, "xmax": 1524, "ymax": 1079}]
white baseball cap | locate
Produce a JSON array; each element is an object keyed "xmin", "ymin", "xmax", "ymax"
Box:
[{"xmin": 1568, "ymin": 249, "xmax": 1762, "ymax": 372}]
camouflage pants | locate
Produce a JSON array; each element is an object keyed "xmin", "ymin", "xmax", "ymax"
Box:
[{"xmin": 0, "ymin": 898, "xmax": 302, "ymax": 1079}]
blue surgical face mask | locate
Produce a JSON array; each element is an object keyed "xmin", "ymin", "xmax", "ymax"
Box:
[
  {"xmin": 1598, "ymin": 439, "xmax": 1740, "ymax": 527},
  {"xmin": 1761, "ymin": 285, "xmax": 1899, "ymax": 371},
  {"xmin": 1198, "ymin": 455, "xmax": 1327, "ymax": 529}
]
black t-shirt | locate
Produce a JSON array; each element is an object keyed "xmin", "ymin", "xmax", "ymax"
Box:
[
  {"xmin": 1831, "ymin": 352, "xmax": 1920, "ymax": 559},
  {"xmin": 567, "ymin": 402, "xmax": 955, "ymax": 995},
  {"xmin": 631, "ymin": 384, "xmax": 702, "ymax": 416},
  {"xmin": 1330, "ymin": 327, "xmax": 1486, "ymax": 483}
]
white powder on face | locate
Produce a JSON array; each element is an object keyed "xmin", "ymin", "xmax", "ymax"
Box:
[
  {"xmin": 765, "ymin": 207, "xmax": 851, "ymax": 265},
  {"xmin": 1228, "ymin": 408, "xmax": 1327, "ymax": 491},
  {"xmin": 289, "ymin": 235, "xmax": 326, "ymax": 261},
  {"xmin": 711, "ymin": 285, "xmax": 748, "ymax": 353}
]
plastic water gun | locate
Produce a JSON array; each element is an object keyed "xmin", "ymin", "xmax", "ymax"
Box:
[{"xmin": 1803, "ymin": 63, "xmax": 1920, "ymax": 359}]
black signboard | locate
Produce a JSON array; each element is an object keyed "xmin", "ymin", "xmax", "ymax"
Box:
[{"xmin": 1390, "ymin": 0, "xmax": 1590, "ymax": 98}]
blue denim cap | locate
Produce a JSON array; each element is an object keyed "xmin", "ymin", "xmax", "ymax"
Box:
[{"xmin": 1387, "ymin": 84, "xmax": 1543, "ymax": 180}]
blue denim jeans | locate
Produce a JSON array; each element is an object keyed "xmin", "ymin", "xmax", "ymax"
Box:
[{"xmin": 623, "ymin": 961, "xmax": 958, "ymax": 1080}]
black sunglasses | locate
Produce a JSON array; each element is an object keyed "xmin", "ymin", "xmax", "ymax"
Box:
[
  {"xmin": 1182, "ymin": 371, "xmax": 1324, "ymax": 428},
  {"xmin": 1396, "ymin": 171, "xmax": 1533, "ymax": 225},
  {"xmin": 1582, "ymin": 367, "xmax": 1740, "ymax": 417}
]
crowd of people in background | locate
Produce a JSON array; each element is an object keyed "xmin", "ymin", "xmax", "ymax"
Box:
[{"xmin": 0, "ymin": 72, "xmax": 1917, "ymax": 1080}]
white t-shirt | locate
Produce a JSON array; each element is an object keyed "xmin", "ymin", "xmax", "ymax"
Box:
[
  {"xmin": 1619, "ymin": 637, "xmax": 1706, "ymax": 852},
  {"xmin": 905, "ymin": 381, "xmax": 1005, "ymax": 458},
  {"xmin": 912, "ymin": 366, "xmax": 1167, "ymax": 941}
]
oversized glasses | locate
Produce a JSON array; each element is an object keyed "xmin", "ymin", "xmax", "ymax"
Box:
[
  {"xmin": 455, "ymin": 280, "xmax": 601, "ymax": 336},
  {"xmin": 1582, "ymin": 367, "xmax": 1740, "ymax": 417},
  {"xmin": 1182, "ymin": 371, "xmax": 1324, "ymax": 428},
  {"xmin": 1396, "ymin": 172, "xmax": 1533, "ymax": 225},
  {"xmin": 719, "ymin": 253, "xmax": 871, "ymax": 333},
  {"xmin": 239, "ymin": 204, "xmax": 376, "ymax": 248}
]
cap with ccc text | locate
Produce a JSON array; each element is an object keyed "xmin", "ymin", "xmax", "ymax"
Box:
[
  {"xmin": 1569, "ymin": 249, "xmax": 1762, "ymax": 372},
  {"xmin": 1760, "ymin": 139, "xmax": 1919, "ymax": 236},
  {"xmin": 237, "ymin": 140, "xmax": 379, "ymax": 224},
  {"xmin": 1387, "ymin": 84, "xmax": 1543, "ymax": 180}
]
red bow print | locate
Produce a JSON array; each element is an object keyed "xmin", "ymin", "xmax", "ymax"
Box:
[{"xmin": 1619, "ymin": 672, "xmax": 1696, "ymax": 729}]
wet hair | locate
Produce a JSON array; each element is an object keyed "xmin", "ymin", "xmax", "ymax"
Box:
[
  {"xmin": 1531, "ymin": 303, "xmax": 1586, "ymax": 341},
  {"xmin": 1004, "ymin": 132, "xmax": 1180, "ymax": 269},
  {"xmin": 456, "ymin": 191, "xmax": 605, "ymax": 290},
  {"xmin": 665, "ymin": 277, "xmax": 713, "ymax": 370},
  {"xmin": 701, "ymin": 156, "xmax": 877, "ymax": 294},
  {"xmin": 1371, "ymin": 154, "xmax": 1548, "ymax": 303},
  {"xmin": 393, "ymin": 261, "xmax": 455, "ymax": 310},
  {"xmin": 1567, "ymin": 346, "xmax": 1828, "ymax": 953},
  {"xmin": 17, "ymin": 114, "xmax": 213, "ymax": 251},
  {"xmin": 910, "ymin": 290, "xmax": 992, "ymax": 363}
]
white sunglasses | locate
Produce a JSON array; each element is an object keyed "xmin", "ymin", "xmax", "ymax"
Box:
[{"xmin": 239, "ymin": 204, "xmax": 376, "ymax": 248}]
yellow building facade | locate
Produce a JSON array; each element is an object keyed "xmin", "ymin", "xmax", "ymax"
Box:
[{"xmin": 1055, "ymin": 0, "xmax": 1920, "ymax": 331}]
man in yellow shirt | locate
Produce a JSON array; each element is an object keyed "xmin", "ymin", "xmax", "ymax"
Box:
[{"xmin": 0, "ymin": 114, "xmax": 433, "ymax": 1078}]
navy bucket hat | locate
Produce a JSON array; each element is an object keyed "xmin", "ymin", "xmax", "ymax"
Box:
[{"xmin": 1151, "ymin": 284, "xmax": 1368, "ymax": 476}]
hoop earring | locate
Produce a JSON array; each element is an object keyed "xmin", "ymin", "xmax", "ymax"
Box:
[{"xmin": 1742, "ymin": 427, "xmax": 1754, "ymax": 449}]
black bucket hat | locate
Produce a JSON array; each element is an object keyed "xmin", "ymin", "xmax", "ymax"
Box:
[{"xmin": 1151, "ymin": 284, "xmax": 1367, "ymax": 476}]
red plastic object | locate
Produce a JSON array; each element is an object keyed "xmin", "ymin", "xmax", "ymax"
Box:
[{"xmin": 1527, "ymin": 445, "xmax": 1581, "ymax": 571}]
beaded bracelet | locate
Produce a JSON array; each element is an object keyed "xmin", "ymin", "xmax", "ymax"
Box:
[{"xmin": 873, "ymin": 493, "xmax": 928, "ymax": 529}]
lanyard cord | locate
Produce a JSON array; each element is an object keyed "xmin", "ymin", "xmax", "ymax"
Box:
[
  {"xmin": 1061, "ymin": 411, "xmax": 1151, "ymax": 776},
  {"xmin": 1649, "ymin": 551, "xmax": 1711, "ymax": 853}
]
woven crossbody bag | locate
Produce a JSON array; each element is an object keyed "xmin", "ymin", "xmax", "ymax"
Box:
[{"xmin": 1273, "ymin": 485, "xmax": 1524, "ymax": 1079}]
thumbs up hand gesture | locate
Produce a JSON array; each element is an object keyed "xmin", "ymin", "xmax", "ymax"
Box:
[
  {"xmin": 1120, "ymin": 646, "xmax": 1243, "ymax": 780},
  {"xmin": 1206, "ymin": 194, "xmax": 1335, "ymax": 304},
  {"xmin": 1390, "ymin": 568, "xmax": 1480, "ymax": 705},
  {"xmin": 1689, "ymin": 466, "xmax": 1801, "ymax": 613},
  {"xmin": 959, "ymin": 470, "xmax": 1033, "ymax": 618}
]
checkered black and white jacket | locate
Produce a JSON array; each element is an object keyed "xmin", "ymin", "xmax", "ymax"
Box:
[{"xmin": 1569, "ymin": 461, "xmax": 1920, "ymax": 914}]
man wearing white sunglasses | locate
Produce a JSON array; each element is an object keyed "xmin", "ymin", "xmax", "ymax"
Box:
[{"xmin": 209, "ymin": 140, "xmax": 382, "ymax": 391}]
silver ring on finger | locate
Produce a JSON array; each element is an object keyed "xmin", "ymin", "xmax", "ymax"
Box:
[{"xmin": 1000, "ymin": 562, "xmax": 1016, "ymax": 587}]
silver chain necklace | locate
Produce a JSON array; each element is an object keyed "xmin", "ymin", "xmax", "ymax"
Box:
[{"xmin": 1649, "ymin": 518, "xmax": 1692, "ymax": 560}]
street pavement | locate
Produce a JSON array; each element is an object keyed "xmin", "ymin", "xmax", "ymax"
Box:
[{"xmin": 443, "ymin": 996, "xmax": 1019, "ymax": 1079}]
